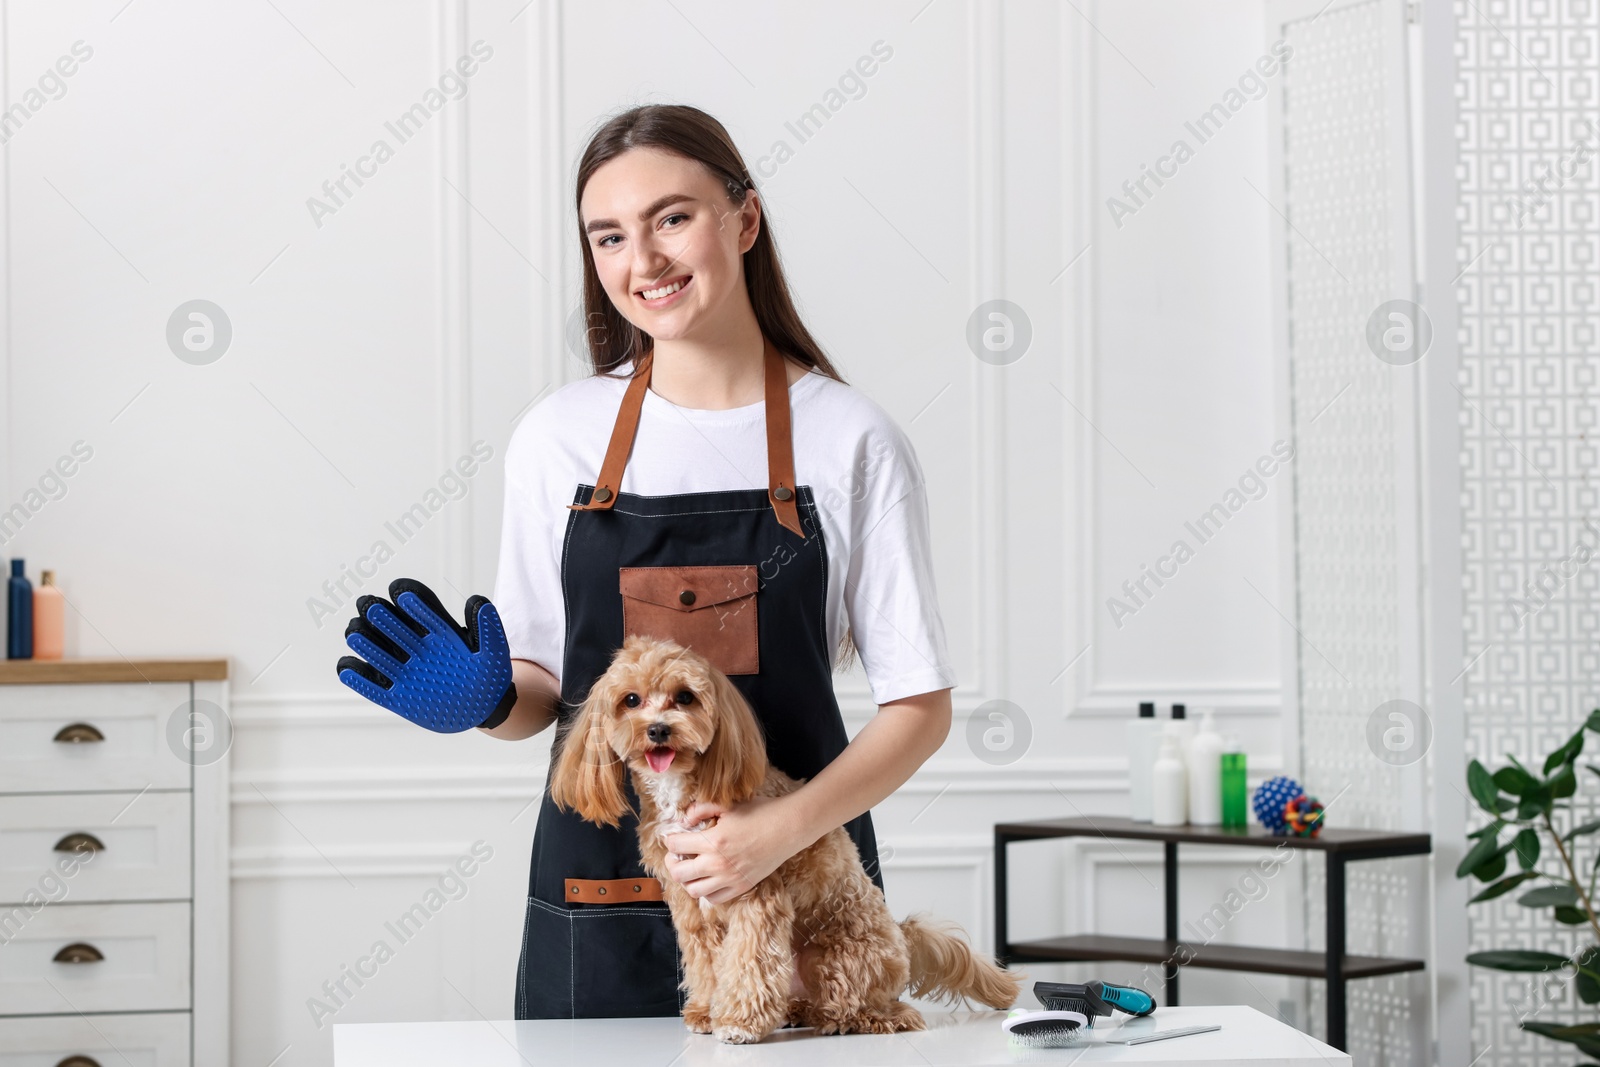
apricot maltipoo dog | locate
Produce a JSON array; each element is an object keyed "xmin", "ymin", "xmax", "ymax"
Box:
[{"xmin": 549, "ymin": 634, "xmax": 1024, "ymax": 1043}]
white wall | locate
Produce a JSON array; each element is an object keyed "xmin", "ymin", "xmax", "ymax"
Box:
[{"xmin": 0, "ymin": 1, "xmax": 1301, "ymax": 1062}]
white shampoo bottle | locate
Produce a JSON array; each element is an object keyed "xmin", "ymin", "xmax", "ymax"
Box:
[
  {"xmin": 1187, "ymin": 710, "xmax": 1224, "ymax": 826},
  {"xmin": 1127, "ymin": 702, "xmax": 1160, "ymax": 821},
  {"xmin": 1151, "ymin": 726, "xmax": 1188, "ymax": 826}
]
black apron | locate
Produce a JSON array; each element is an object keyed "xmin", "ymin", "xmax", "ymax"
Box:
[{"xmin": 513, "ymin": 335, "xmax": 886, "ymax": 1020}]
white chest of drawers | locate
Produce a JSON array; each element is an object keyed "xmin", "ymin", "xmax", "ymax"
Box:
[{"xmin": 0, "ymin": 660, "xmax": 229, "ymax": 1067}]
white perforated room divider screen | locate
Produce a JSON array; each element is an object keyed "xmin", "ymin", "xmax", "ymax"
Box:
[
  {"xmin": 1455, "ymin": 0, "xmax": 1600, "ymax": 1063},
  {"xmin": 1268, "ymin": 0, "xmax": 1431, "ymax": 1062}
]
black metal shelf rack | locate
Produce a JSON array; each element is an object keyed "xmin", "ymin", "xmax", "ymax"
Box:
[{"xmin": 993, "ymin": 815, "xmax": 1432, "ymax": 1052}]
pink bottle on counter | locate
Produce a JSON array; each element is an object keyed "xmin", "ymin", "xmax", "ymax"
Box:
[{"xmin": 32, "ymin": 570, "xmax": 64, "ymax": 660}]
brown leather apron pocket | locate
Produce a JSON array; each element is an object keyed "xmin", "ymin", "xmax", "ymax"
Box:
[{"xmin": 619, "ymin": 564, "xmax": 759, "ymax": 675}]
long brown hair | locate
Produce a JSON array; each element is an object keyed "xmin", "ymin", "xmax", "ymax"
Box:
[{"xmin": 572, "ymin": 104, "xmax": 848, "ymax": 386}]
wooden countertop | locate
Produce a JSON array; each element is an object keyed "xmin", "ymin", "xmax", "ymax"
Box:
[{"xmin": 0, "ymin": 657, "xmax": 229, "ymax": 684}]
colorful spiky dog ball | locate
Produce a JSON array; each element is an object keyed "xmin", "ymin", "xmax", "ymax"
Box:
[
  {"xmin": 1251, "ymin": 775, "xmax": 1304, "ymax": 834},
  {"xmin": 1284, "ymin": 794, "xmax": 1326, "ymax": 837}
]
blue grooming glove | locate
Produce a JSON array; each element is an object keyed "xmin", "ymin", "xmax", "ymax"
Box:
[{"xmin": 336, "ymin": 578, "xmax": 517, "ymax": 733}]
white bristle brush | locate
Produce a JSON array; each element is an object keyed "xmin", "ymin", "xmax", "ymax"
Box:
[{"xmin": 1002, "ymin": 1007, "xmax": 1093, "ymax": 1048}]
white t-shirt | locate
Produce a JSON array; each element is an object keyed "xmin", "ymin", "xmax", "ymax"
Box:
[{"xmin": 491, "ymin": 359, "xmax": 957, "ymax": 706}]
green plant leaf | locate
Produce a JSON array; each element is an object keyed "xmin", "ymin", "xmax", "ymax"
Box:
[
  {"xmin": 1555, "ymin": 905, "xmax": 1591, "ymax": 925},
  {"xmin": 1518, "ymin": 792, "xmax": 1551, "ymax": 821},
  {"xmin": 1572, "ymin": 947, "xmax": 1600, "ymax": 1001},
  {"xmin": 1514, "ymin": 828, "xmax": 1541, "ymax": 870},
  {"xmin": 1472, "ymin": 871, "xmax": 1541, "ymax": 903},
  {"xmin": 1546, "ymin": 731, "xmax": 1586, "ymax": 774},
  {"xmin": 1524, "ymin": 1021, "xmax": 1600, "ymax": 1039},
  {"xmin": 1497, "ymin": 765, "xmax": 1539, "ymax": 795},
  {"xmin": 1519, "ymin": 1026, "xmax": 1600, "ymax": 1060},
  {"xmin": 1520, "ymin": 884, "xmax": 1579, "ymax": 908},
  {"xmin": 1473, "ymin": 850, "xmax": 1509, "ymax": 883},
  {"xmin": 1470, "ymin": 819, "xmax": 1507, "ymax": 841},
  {"xmin": 1564, "ymin": 820, "xmax": 1600, "ymax": 842},
  {"xmin": 1469, "ymin": 759, "xmax": 1503, "ymax": 814},
  {"xmin": 1458, "ymin": 831, "xmax": 1504, "ymax": 878},
  {"xmin": 1522, "ymin": 1019, "xmax": 1600, "ymax": 1058},
  {"xmin": 1498, "ymin": 795, "xmax": 1518, "ymax": 813},
  {"xmin": 1552, "ymin": 765, "xmax": 1579, "ymax": 799},
  {"xmin": 1584, "ymin": 708, "xmax": 1600, "ymax": 734},
  {"xmin": 1467, "ymin": 948, "xmax": 1572, "ymax": 971}
]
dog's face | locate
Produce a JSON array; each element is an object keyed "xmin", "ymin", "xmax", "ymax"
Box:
[
  {"xmin": 548, "ymin": 634, "xmax": 768, "ymax": 827},
  {"xmin": 589, "ymin": 634, "xmax": 723, "ymax": 782}
]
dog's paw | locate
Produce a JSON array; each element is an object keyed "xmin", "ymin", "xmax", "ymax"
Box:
[
  {"xmin": 713, "ymin": 1023, "xmax": 766, "ymax": 1044},
  {"xmin": 888, "ymin": 1001, "xmax": 927, "ymax": 1032},
  {"xmin": 683, "ymin": 1004, "xmax": 713, "ymax": 1034},
  {"xmin": 820, "ymin": 1003, "xmax": 925, "ymax": 1035},
  {"xmin": 666, "ymin": 826, "xmax": 714, "ymax": 845},
  {"xmin": 786, "ymin": 997, "xmax": 816, "ymax": 1029}
]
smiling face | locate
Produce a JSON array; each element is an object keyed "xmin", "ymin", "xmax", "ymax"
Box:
[
  {"xmin": 579, "ymin": 146, "xmax": 759, "ymax": 344},
  {"xmin": 550, "ymin": 633, "xmax": 771, "ymax": 826},
  {"xmin": 591, "ymin": 635, "xmax": 722, "ymax": 781}
]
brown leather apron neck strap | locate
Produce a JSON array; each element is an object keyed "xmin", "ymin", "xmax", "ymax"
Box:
[
  {"xmin": 575, "ymin": 347, "xmax": 654, "ymax": 511},
  {"xmin": 569, "ymin": 336, "xmax": 807, "ymax": 539},
  {"xmin": 761, "ymin": 336, "xmax": 804, "ymax": 538}
]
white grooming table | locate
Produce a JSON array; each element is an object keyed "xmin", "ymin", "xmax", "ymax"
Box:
[{"xmin": 334, "ymin": 1004, "xmax": 1350, "ymax": 1065}]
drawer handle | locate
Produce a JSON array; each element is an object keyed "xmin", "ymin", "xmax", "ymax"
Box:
[
  {"xmin": 53, "ymin": 723, "xmax": 105, "ymax": 744},
  {"xmin": 52, "ymin": 942, "xmax": 104, "ymax": 964},
  {"xmin": 56, "ymin": 1058, "xmax": 103, "ymax": 1067},
  {"xmin": 54, "ymin": 832, "xmax": 106, "ymax": 854}
]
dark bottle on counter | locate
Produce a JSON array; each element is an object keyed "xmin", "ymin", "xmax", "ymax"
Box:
[{"xmin": 7, "ymin": 559, "xmax": 32, "ymax": 659}]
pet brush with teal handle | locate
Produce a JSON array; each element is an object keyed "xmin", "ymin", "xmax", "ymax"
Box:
[{"xmin": 1003, "ymin": 980, "xmax": 1156, "ymax": 1048}]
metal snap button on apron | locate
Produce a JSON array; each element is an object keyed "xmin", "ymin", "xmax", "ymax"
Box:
[{"xmin": 514, "ymin": 335, "xmax": 886, "ymax": 1020}]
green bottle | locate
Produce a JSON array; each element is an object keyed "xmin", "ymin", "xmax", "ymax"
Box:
[{"xmin": 1221, "ymin": 735, "xmax": 1248, "ymax": 829}]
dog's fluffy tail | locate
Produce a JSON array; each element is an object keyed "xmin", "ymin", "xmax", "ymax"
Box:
[{"xmin": 899, "ymin": 913, "xmax": 1024, "ymax": 1009}]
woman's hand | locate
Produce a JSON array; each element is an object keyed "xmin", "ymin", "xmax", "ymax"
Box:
[{"xmin": 660, "ymin": 794, "xmax": 808, "ymax": 905}]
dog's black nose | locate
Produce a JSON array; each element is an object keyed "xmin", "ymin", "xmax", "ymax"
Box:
[{"xmin": 647, "ymin": 722, "xmax": 672, "ymax": 744}]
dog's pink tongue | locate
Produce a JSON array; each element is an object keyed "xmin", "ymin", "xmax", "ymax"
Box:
[{"xmin": 646, "ymin": 747, "xmax": 675, "ymax": 773}]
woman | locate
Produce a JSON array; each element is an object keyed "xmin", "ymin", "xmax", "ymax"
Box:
[{"xmin": 335, "ymin": 104, "xmax": 957, "ymax": 1020}]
